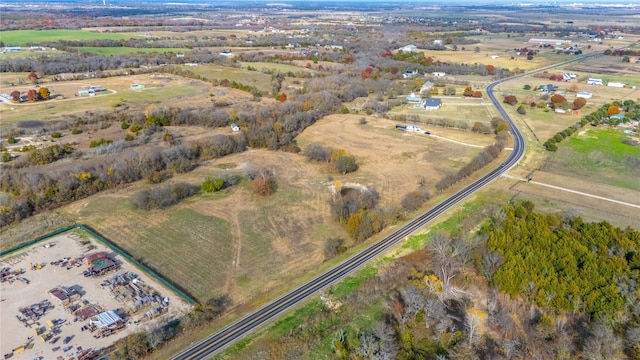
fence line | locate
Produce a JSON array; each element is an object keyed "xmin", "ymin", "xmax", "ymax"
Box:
[{"xmin": 1, "ymin": 224, "xmax": 196, "ymax": 305}]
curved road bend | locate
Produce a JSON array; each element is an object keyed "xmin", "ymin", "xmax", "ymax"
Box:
[{"xmin": 173, "ymin": 52, "xmax": 603, "ymax": 360}]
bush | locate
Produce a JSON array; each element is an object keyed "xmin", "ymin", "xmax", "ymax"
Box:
[
  {"xmin": 121, "ymin": 122, "xmax": 130, "ymax": 130},
  {"xmin": 89, "ymin": 138, "xmax": 113, "ymax": 148},
  {"xmin": 131, "ymin": 182, "xmax": 199, "ymax": 210},
  {"xmin": 503, "ymin": 95, "xmax": 518, "ymax": 106},
  {"xmin": 401, "ymin": 189, "xmax": 431, "ymax": 211},
  {"xmin": 251, "ymin": 174, "xmax": 277, "ymax": 196},
  {"xmin": 323, "ymin": 238, "xmax": 346, "ymax": 259},
  {"xmin": 202, "ymin": 177, "xmax": 225, "ymax": 193},
  {"xmin": 71, "ymin": 128, "xmax": 82, "ymax": 135},
  {"xmin": 523, "ymin": 84, "xmax": 531, "ymax": 90},
  {"xmin": 517, "ymin": 105, "xmax": 527, "ymax": 115},
  {"xmin": 304, "ymin": 143, "xmax": 332, "ymax": 162},
  {"xmin": 145, "ymin": 170, "xmax": 173, "ymax": 184},
  {"xmin": 335, "ymin": 155, "xmax": 358, "ymax": 174},
  {"xmin": 124, "ymin": 134, "xmax": 135, "ymax": 141},
  {"xmin": 51, "ymin": 131, "xmax": 62, "ymax": 138},
  {"xmin": 7, "ymin": 136, "xmax": 17, "ymax": 144}
]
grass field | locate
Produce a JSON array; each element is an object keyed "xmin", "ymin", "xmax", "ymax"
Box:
[
  {"xmin": 0, "ymin": 49, "xmax": 65, "ymax": 60},
  {"xmin": 543, "ymin": 127, "xmax": 640, "ymax": 191},
  {"xmin": 181, "ymin": 64, "xmax": 274, "ymax": 93},
  {"xmin": 50, "ymin": 114, "xmax": 490, "ymax": 306},
  {"xmin": 0, "ymin": 75, "xmax": 213, "ymax": 130},
  {"xmin": 75, "ymin": 47, "xmax": 188, "ymax": 56},
  {"xmin": 0, "ymin": 29, "xmax": 137, "ymax": 46},
  {"xmin": 388, "ymin": 95, "xmax": 496, "ymax": 128},
  {"xmin": 239, "ymin": 62, "xmax": 313, "ymax": 74}
]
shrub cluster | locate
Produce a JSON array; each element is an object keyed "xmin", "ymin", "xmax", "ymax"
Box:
[{"xmin": 130, "ymin": 182, "xmax": 199, "ymax": 210}]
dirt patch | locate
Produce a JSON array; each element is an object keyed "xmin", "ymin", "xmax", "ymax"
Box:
[{"xmin": 0, "ymin": 232, "xmax": 191, "ymax": 360}]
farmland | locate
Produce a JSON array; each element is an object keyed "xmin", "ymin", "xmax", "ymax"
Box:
[
  {"xmin": 0, "ymin": 29, "xmax": 138, "ymax": 46},
  {"xmin": 75, "ymin": 47, "xmax": 188, "ymax": 56},
  {"xmin": 542, "ymin": 127, "xmax": 640, "ymax": 191}
]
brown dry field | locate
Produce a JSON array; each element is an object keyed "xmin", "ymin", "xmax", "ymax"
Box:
[
  {"xmin": 565, "ymin": 55, "xmax": 640, "ymax": 81},
  {"xmin": 0, "ymin": 232, "xmax": 191, "ymax": 360},
  {"xmin": 50, "ymin": 114, "xmax": 490, "ymax": 305},
  {"xmin": 494, "ymin": 175, "xmax": 640, "ymax": 229}
]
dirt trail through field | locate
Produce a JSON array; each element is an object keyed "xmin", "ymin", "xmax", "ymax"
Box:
[
  {"xmin": 429, "ymin": 134, "xmax": 485, "ymax": 148},
  {"xmin": 502, "ymin": 174, "xmax": 640, "ymax": 209},
  {"xmin": 225, "ymin": 210, "xmax": 243, "ymax": 298}
]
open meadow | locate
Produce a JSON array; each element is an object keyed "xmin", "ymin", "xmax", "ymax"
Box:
[
  {"xmin": 541, "ymin": 127, "xmax": 640, "ymax": 191},
  {"xmin": 0, "ymin": 30, "xmax": 139, "ymax": 47},
  {"xmin": 178, "ymin": 64, "xmax": 274, "ymax": 93},
  {"xmin": 0, "ymin": 74, "xmax": 220, "ymax": 130},
  {"xmin": 51, "ymin": 115, "xmax": 492, "ymax": 305}
]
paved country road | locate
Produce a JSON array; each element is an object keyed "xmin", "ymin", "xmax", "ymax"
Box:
[{"xmin": 172, "ymin": 52, "xmax": 603, "ymax": 360}]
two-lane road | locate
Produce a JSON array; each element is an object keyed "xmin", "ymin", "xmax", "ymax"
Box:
[{"xmin": 173, "ymin": 52, "xmax": 603, "ymax": 360}]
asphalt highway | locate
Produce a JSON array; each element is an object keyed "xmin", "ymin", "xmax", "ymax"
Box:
[{"xmin": 172, "ymin": 52, "xmax": 603, "ymax": 360}]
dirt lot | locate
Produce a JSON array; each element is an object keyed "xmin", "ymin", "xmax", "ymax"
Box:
[{"xmin": 0, "ymin": 232, "xmax": 191, "ymax": 360}]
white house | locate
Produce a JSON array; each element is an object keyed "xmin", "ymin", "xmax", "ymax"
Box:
[
  {"xmin": 406, "ymin": 93, "xmax": 422, "ymax": 103},
  {"xmin": 423, "ymin": 98, "xmax": 442, "ymax": 110},
  {"xmin": 402, "ymin": 70, "xmax": 418, "ymax": 79},
  {"xmin": 406, "ymin": 124, "xmax": 422, "ymax": 132},
  {"xmin": 587, "ymin": 78, "xmax": 603, "ymax": 85},
  {"xmin": 432, "ymin": 72, "xmax": 446, "ymax": 77},
  {"xmin": 607, "ymin": 82, "xmax": 625, "ymax": 88},
  {"xmin": 399, "ymin": 44, "xmax": 417, "ymax": 53}
]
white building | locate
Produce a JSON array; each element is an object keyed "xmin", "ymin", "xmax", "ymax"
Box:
[
  {"xmin": 607, "ymin": 82, "xmax": 625, "ymax": 88},
  {"xmin": 576, "ymin": 91, "xmax": 592, "ymax": 99},
  {"xmin": 399, "ymin": 44, "xmax": 417, "ymax": 52},
  {"xmin": 587, "ymin": 78, "xmax": 603, "ymax": 86}
]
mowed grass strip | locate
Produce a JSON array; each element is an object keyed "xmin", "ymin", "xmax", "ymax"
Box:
[
  {"xmin": 0, "ymin": 29, "xmax": 137, "ymax": 46},
  {"xmin": 75, "ymin": 47, "xmax": 188, "ymax": 56},
  {"xmin": 77, "ymin": 197, "xmax": 233, "ymax": 302},
  {"xmin": 545, "ymin": 128, "xmax": 640, "ymax": 190}
]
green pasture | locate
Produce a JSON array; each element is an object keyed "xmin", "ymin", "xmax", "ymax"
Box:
[
  {"xmin": 0, "ymin": 29, "xmax": 136, "ymax": 46},
  {"xmin": 240, "ymin": 61, "xmax": 311, "ymax": 74},
  {"xmin": 75, "ymin": 197, "xmax": 234, "ymax": 302},
  {"xmin": 181, "ymin": 64, "xmax": 273, "ymax": 93},
  {"xmin": 75, "ymin": 47, "xmax": 187, "ymax": 56},
  {"xmin": 545, "ymin": 128, "xmax": 640, "ymax": 190}
]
